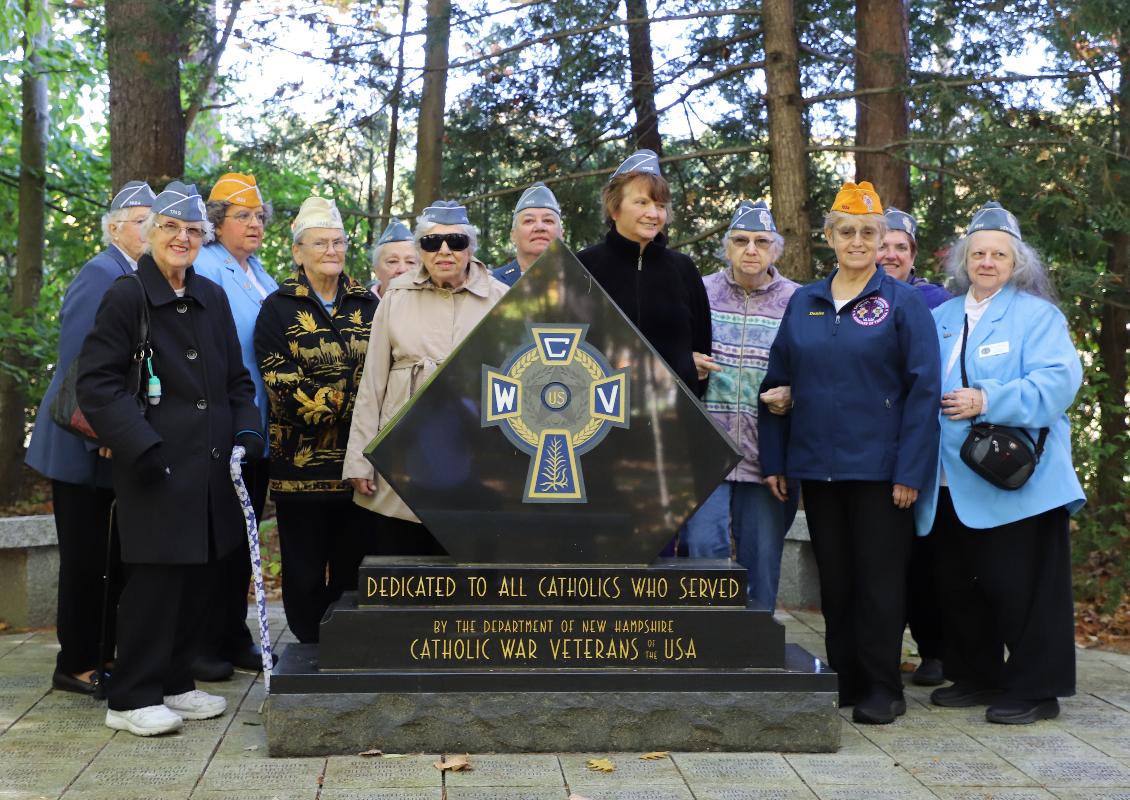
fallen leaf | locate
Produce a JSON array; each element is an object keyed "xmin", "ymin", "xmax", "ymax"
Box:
[
  {"xmin": 358, "ymin": 748, "xmax": 383, "ymax": 757},
  {"xmin": 586, "ymin": 757, "xmax": 616, "ymax": 772},
  {"xmin": 242, "ymin": 721, "xmax": 262, "ymax": 726},
  {"xmin": 434, "ymin": 754, "xmax": 472, "ymax": 772},
  {"xmin": 639, "ymin": 751, "xmax": 669, "ymax": 760},
  {"xmin": 382, "ymin": 753, "xmax": 410, "ymax": 759},
  {"xmin": 243, "ymin": 745, "xmax": 259, "ymax": 751}
]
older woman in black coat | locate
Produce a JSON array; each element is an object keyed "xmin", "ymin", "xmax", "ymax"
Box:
[{"xmin": 78, "ymin": 181, "xmax": 264, "ymax": 737}]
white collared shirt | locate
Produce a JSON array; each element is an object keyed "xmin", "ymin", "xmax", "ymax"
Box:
[{"xmin": 111, "ymin": 243, "xmax": 138, "ymax": 271}]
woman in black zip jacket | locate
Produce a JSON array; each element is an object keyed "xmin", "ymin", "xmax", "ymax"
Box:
[{"xmin": 576, "ymin": 149, "xmax": 712, "ymax": 398}]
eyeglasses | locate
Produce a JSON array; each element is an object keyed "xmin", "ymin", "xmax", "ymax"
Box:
[
  {"xmin": 301, "ymin": 238, "xmax": 348, "ymax": 253},
  {"xmin": 226, "ymin": 210, "xmax": 267, "ymax": 225},
  {"xmin": 156, "ymin": 221, "xmax": 206, "ymax": 240},
  {"xmin": 419, "ymin": 233, "xmax": 470, "ymax": 252},
  {"xmin": 729, "ymin": 235, "xmax": 775, "ymax": 250},
  {"xmin": 834, "ymin": 225, "xmax": 879, "ymax": 242}
]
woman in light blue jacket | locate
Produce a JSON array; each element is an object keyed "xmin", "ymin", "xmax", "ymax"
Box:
[{"xmin": 916, "ymin": 201, "xmax": 1084, "ymax": 725}]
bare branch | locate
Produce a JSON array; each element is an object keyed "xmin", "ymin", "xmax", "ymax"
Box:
[
  {"xmin": 805, "ymin": 72, "xmax": 1084, "ymax": 106},
  {"xmin": 185, "ymin": 0, "xmax": 245, "ymax": 132}
]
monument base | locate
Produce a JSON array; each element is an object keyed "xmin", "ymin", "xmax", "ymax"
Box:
[{"xmin": 266, "ymin": 643, "xmax": 840, "ymax": 756}]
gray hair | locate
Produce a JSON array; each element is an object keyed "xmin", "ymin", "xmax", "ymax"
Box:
[
  {"xmin": 511, "ymin": 207, "xmax": 563, "ymax": 233},
  {"xmin": 370, "ymin": 239, "xmax": 418, "ymax": 268},
  {"xmin": 413, "ymin": 216, "xmax": 479, "ymax": 258},
  {"xmin": 204, "ymin": 199, "xmax": 274, "ymax": 231},
  {"xmin": 944, "ymin": 233, "xmax": 1056, "ymax": 301},
  {"xmin": 139, "ymin": 211, "xmax": 215, "ymax": 252},
  {"xmin": 822, "ymin": 210, "xmax": 888, "ymax": 238},
  {"xmin": 715, "ymin": 229, "xmax": 785, "ymax": 265},
  {"xmin": 100, "ymin": 207, "xmax": 132, "ymax": 245}
]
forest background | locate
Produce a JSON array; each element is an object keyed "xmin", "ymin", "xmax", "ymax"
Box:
[{"xmin": 0, "ymin": 0, "xmax": 1127, "ymax": 639}]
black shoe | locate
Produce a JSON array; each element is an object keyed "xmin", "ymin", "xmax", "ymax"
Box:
[
  {"xmin": 930, "ymin": 681, "xmax": 1001, "ymax": 708},
  {"xmin": 912, "ymin": 658, "xmax": 945, "ymax": 687},
  {"xmin": 51, "ymin": 668, "xmax": 100, "ymax": 696},
  {"xmin": 986, "ymin": 698, "xmax": 1060, "ymax": 725},
  {"xmin": 189, "ymin": 656, "xmax": 234, "ymax": 682},
  {"xmin": 852, "ymin": 690, "xmax": 907, "ymax": 725},
  {"xmin": 228, "ymin": 644, "xmax": 279, "ymax": 672}
]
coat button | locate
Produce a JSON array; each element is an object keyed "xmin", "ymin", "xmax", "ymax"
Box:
[
  {"xmin": 196, "ymin": 399, "xmax": 208, "ymax": 410},
  {"xmin": 176, "ymin": 303, "xmax": 187, "ymax": 314},
  {"xmin": 186, "ymin": 349, "xmax": 198, "ymax": 360},
  {"xmin": 211, "ymin": 447, "xmax": 221, "ymax": 459}
]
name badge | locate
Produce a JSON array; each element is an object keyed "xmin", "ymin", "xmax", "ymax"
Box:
[{"xmin": 978, "ymin": 341, "xmax": 1010, "ymax": 358}]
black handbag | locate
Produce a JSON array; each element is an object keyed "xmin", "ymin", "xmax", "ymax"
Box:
[
  {"xmin": 957, "ymin": 314, "xmax": 1047, "ymax": 490},
  {"xmin": 50, "ymin": 273, "xmax": 152, "ymax": 443}
]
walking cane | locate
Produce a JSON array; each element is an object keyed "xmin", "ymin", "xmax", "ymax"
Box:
[{"xmin": 229, "ymin": 446, "xmax": 274, "ymax": 693}]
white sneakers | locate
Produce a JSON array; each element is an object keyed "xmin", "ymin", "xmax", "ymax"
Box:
[
  {"xmin": 105, "ymin": 690, "xmax": 226, "ymax": 736},
  {"xmin": 105, "ymin": 705, "xmax": 184, "ymax": 736},
  {"xmin": 163, "ymin": 690, "xmax": 227, "ymax": 720}
]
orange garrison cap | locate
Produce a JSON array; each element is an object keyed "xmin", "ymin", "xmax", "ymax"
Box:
[
  {"xmin": 832, "ymin": 181, "xmax": 882, "ymax": 215},
  {"xmin": 208, "ymin": 172, "xmax": 263, "ymax": 208}
]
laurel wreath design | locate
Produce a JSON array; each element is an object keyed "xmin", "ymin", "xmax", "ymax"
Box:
[{"xmin": 506, "ymin": 345, "xmax": 608, "ymax": 448}]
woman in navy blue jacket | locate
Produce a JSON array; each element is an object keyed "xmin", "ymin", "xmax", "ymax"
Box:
[{"xmin": 760, "ymin": 181, "xmax": 941, "ymax": 725}]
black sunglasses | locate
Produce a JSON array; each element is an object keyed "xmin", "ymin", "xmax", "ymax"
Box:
[{"xmin": 419, "ymin": 233, "xmax": 470, "ymax": 252}]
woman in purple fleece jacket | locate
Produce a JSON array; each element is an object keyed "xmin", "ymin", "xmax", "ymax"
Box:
[{"xmin": 683, "ymin": 200, "xmax": 799, "ymax": 610}]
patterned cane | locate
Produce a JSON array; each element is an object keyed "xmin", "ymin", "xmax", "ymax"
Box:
[{"xmin": 230, "ymin": 446, "xmax": 274, "ymax": 693}]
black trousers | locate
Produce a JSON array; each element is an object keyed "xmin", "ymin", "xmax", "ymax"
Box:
[
  {"xmin": 802, "ymin": 480, "xmax": 914, "ymax": 702},
  {"xmin": 906, "ymin": 530, "xmax": 945, "ymax": 659},
  {"xmin": 51, "ymin": 479, "xmax": 122, "ymax": 675},
  {"xmin": 196, "ymin": 457, "xmax": 269, "ymax": 660},
  {"xmin": 275, "ymin": 496, "xmax": 380, "ymax": 643},
  {"xmin": 933, "ymin": 488, "xmax": 1075, "ymax": 700},
  {"xmin": 107, "ymin": 560, "xmax": 213, "ymax": 711}
]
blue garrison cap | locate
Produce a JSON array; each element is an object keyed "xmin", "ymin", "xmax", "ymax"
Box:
[
  {"xmin": 728, "ymin": 200, "xmax": 776, "ymax": 234},
  {"xmin": 110, "ymin": 181, "xmax": 157, "ymax": 210},
  {"xmin": 884, "ymin": 207, "xmax": 917, "ymax": 241},
  {"xmin": 514, "ymin": 182, "xmax": 561, "ymax": 215},
  {"xmin": 610, "ymin": 149, "xmax": 661, "ymax": 181},
  {"xmin": 377, "ymin": 218, "xmax": 413, "ymax": 245},
  {"xmin": 967, "ymin": 201, "xmax": 1022, "ymax": 240},
  {"xmin": 420, "ymin": 200, "xmax": 470, "ymax": 226},
  {"xmin": 152, "ymin": 181, "xmax": 206, "ymax": 221}
]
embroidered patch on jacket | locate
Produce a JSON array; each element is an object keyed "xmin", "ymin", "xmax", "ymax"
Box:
[{"xmin": 851, "ymin": 297, "xmax": 890, "ymax": 326}]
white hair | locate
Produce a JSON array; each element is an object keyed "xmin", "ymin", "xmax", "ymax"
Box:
[
  {"xmin": 413, "ymin": 217, "xmax": 479, "ymax": 258},
  {"xmin": 100, "ymin": 208, "xmax": 132, "ymax": 246},
  {"xmin": 944, "ymin": 233, "xmax": 1056, "ymax": 301},
  {"xmin": 139, "ymin": 211, "xmax": 216, "ymax": 253}
]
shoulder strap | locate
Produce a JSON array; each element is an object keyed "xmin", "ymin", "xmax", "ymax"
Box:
[{"xmin": 959, "ymin": 314, "xmax": 969, "ymax": 389}]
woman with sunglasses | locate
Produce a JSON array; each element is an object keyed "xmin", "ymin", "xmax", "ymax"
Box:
[
  {"xmin": 759, "ymin": 181, "xmax": 940, "ymax": 725},
  {"xmin": 252, "ymin": 197, "xmax": 379, "ymax": 644},
  {"xmin": 344, "ymin": 201, "xmax": 507, "ymax": 554},
  {"xmin": 189, "ymin": 173, "xmax": 278, "ymax": 680},
  {"xmin": 77, "ymin": 181, "xmax": 263, "ymax": 736}
]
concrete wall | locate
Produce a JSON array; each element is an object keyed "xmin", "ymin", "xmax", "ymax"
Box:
[{"xmin": 0, "ymin": 515, "xmax": 58, "ymax": 628}]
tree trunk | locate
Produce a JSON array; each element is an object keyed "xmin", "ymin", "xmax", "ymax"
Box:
[
  {"xmin": 383, "ymin": 0, "xmax": 411, "ymax": 225},
  {"xmin": 624, "ymin": 0, "xmax": 662, "ymax": 154},
  {"xmin": 763, "ymin": 0, "xmax": 811, "ymax": 280},
  {"xmin": 413, "ymin": 0, "xmax": 450, "ymax": 215},
  {"xmin": 854, "ymin": 0, "xmax": 910, "ymax": 210},
  {"xmin": 1097, "ymin": 36, "xmax": 1129, "ymax": 519},
  {"xmin": 0, "ymin": 0, "xmax": 50, "ymax": 500},
  {"xmin": 107, "ymin": 0, "xmax": 188, "ymax": 190}
]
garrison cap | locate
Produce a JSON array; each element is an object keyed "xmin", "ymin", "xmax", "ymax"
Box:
[
  {"xmin": 377, "ymin": 218, "xmax": 413, "ymax": 245},
  {"xmin": 111, "ymin": 181, "xmax": 157, "ymax": 210},
  {"xmin": 420, "ymin": 200, "xmax": 470, "ymax": 226},
  {"xmin": 610, "ymin": 149, "xmax": 661, "ymax": 181},
  {"xmin": 291, "ymin": 197, "xmax": 344, "ymax": 242},
  {"xmin": 513, "ymin": 182, "xmax": 561, "ymax": 215},
  {"xmin": 884, "ymin": 207, "xmax": 917, "ymax": 241},
  {"xmin": 967, "ymin": 201, "xmax": 1022, "ymax": 240},
  {"xmin": 728, "ymin": 200, "xmax": 776, "ymax": 233},
  {"xmin": 152, "ymin": 181, "xmax": 206, "ymax": 221},
  {"xmin": 831, "ymin": 181, "xmax": 882, "ymax": 215}
]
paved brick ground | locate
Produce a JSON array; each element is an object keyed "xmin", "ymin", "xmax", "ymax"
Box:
[{"xmin": 2, "ymin": 605, "xmax": 1129, "ymax": 799}]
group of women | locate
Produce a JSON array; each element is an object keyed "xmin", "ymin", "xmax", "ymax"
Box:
[{"xmin": 27, "ymin": 148, "xmax": 1084, "ymax": 736}]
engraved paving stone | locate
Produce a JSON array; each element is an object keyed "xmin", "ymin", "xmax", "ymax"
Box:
[
  {"xmin": 929, "ymin": 789, "xmax": 1060, "ymax": 800},
  {"xmin": 785, "ymin": 755, "xmax": 920, "ymax": 787},
  {"xmin": 442, "ymin": 754, "xmax": 563, "ymax": 786},
  {"xmin": 895, "ymin": 754, "xmax": 1036, "ymax": 786},
  {"xmin": 811, "ymin": 788, "xmax": 941, "ymax": 800},
  {"xmin": 671, "ymin": 753, "xmax": 804, "ymax": 786},
  {"xmin": 1009, "ymin": 756, "xmax": 1130, "ymax": 787},
  {"xmin": 566, "ymin": 789, "xmax": 695, "ymax": 800},
  {"xmin": 321, "ymin": 755, "xmax": 441, "ymax": 788},
  {"xmin": 200, "ymin": 760, "xmax": 327, "ymax": 791},
  {"xmin": 694, "ymin": 789, "xmax": 819, "ymax": 800},
  {"xmin": 443, "ymin": 789, "xmax": 569, "ymax": 800},
  {"xmin": 558, "ymin": 752, "xmax": 685, "ymax": 786},
  {"xmin": 0, "ymin": 762, "xmax": 83, "ymax": 794},
  {"xmin": 318, "ymin": 792, "xmax": 439, "ymax": 800},
  {"xmin": 68, "ymin": 760, "xmax": 201, "ymax": 791}
]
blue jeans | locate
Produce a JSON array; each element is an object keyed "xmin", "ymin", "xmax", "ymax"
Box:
[{"xmin": 683, "ymin": 481, "xmax": 799, "ymax": 610}]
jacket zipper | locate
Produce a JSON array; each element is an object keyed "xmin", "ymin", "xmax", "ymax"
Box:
[
  {"xmin": 735, "ymin": 286, "xmax": 751, "ymax": 449},
  {"xmin": 635, "ymin": 251, "xmax": 644, "ymax": 326}
]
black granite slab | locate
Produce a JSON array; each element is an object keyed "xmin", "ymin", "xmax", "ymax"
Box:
[
  {"xmin": 363, "ymin": 241, "xmax": 741, "ymax": 564},
  {"xmin": 357, "ymin": 556, "xmax": 748, "ymax": 608}
]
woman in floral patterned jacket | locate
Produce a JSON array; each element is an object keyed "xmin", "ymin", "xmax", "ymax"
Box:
[{"xmin": 253, "ymin": 197, "xmax": 378, "ymax": 643}]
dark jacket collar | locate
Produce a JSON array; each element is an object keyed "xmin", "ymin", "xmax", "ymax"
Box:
[
  {"xmin": 603, "ymin": 225, "xmax": 669, "ymax": 262},
  {"xmin": 137, "ymin": 254, "xmax": 208, "ymax": 307},
  {"xmin": 810, "ymin": 265, "xmax": 885, "ymax": 305}
]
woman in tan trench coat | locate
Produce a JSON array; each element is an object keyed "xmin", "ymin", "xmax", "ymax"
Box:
[{"xmin": 343, "ymin": 200, "xmax": 507, "ymax": 554}]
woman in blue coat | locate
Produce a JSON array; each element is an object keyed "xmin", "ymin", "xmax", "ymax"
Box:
[
  {"xmin": 760, "ymin": 181, "xmax": 941, "ymax": 725},
  {"xmin": 25, "ymin": 180, "xmax": 155, "ymax": 695},
  {"xmin": 916, "ymin": 202, "xmax": 1084, "ymax": 725}
]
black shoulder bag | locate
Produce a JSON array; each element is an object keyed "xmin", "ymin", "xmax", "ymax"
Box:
[
  {"xmin": 50, "ymin": 273, "xmax": 152, "ymax": 443},
  {"xmin": 957, "ymin": 314, "xmax": 1047, "ymax": 490}
]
